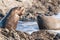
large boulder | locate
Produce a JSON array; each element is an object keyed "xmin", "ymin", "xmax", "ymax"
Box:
[
  {"xmin": 31, "ymin": 30, "xmax": 60, "ymax": 40},
  {"xmin": 0, "ymin": 28, "xmax": 34, "ymax": 40}
]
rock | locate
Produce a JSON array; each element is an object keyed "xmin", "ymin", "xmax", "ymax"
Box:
[
  {"xmin": 0, "ymin": 28, "xmax": 34, "ymax": 40},
  {"xmin": 54, "ymin": 33, "xmax": 60, "ymax": 40},
  {"xmin": 31, "ymin": 30, "xmax": 55, "ymax": 40},
  {"xmin": 0, "ymin": 0, "xmax": 60, "ymax": 21},
  {"xmin": 0, "ymin": 28, "xmax": 60, "ymax": 40},
  {"xmin": 0, "ymin": 0, "xmax": 23, "ymax": 15}
]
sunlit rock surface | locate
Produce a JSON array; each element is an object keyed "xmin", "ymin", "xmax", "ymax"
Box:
[
  {"xmin": 31, "ymin": 30, "xmax": 60, "ymax": 40},
  {"xmin": 0, "ymin": 28, "xmax": 34, "ymax": 40},
  {"xmin": 0, "ymin": 28, "xmax": 60, "ymax": 40},
  {"xmin": 0, "ymin": 0, "xmax": 60, "ymax": 20}
]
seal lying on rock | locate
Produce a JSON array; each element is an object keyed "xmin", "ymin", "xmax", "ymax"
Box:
[
  {"xmin": 0, "ymin": 7, "xmax": 25, "ymax": 30},
  {"xmin": 37, "ymin": 15, "xmax": 60, "ymax": 30}
]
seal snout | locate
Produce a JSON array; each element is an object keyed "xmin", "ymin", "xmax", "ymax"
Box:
[{"xmin": 18, "ymin": 7, "xmax": 25, "ymax": 16}]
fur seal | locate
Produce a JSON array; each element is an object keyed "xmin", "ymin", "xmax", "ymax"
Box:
[
  {"xmin": 0, "ymin": 7, "xmax": 25, "ymax": 30},
  {"xmin": 37, "ymin": 15, "xmax": 60, "ymax": 30}
]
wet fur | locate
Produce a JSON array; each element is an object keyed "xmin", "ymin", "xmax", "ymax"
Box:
[
  {"xmin": 2, "ymin": 7, "xmax": 24, "ymax": 30},
  {"xmin": 37, "ymin": 15, "xmax": 60, "ymax": 30}
]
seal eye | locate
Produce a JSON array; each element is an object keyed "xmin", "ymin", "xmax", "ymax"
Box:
[{"xmin": 18, "ymin": 13, "xmax": 22, "ymax": 16}]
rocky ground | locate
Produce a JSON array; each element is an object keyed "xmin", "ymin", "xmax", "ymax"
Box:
[
  {"xmin": 32, "ymin": 31, "xmax": 55, "ymax": 40},
  {"xmin": 0, "ymin": 0, "xmax": 60, "ymax": 21},
  {"xmin": 0, "ymin": 28, "xmax": 34, "ymax": 40},
  {"xmin": 0, "ymin": 28, "xmax": 60, "ymax": 40}
]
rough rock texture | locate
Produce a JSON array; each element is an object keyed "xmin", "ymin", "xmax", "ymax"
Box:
[
  {"xmin": 0, "ymin": 0, "xmax": 33, "ymax": 15},
  {"xmin": 0, "ymin": 0, "xmax": 24, "ymax": 15},
  {"xmin": 0, "ymin": 28, "xmax": 34, "ymax": 40},
  {"xmin": 0, "ymin": 28, "xmax": 60, "ymax": 40},
  {"xmin": 54, "ymin": 33, "xmax": 60, "ymax": 40},
  {"xmin": 31, "ymin": 30, "xmax": 60, "ymax": 40},
  {"xmin": 0, "ymin": 0, "xmax": 60, "ymax": 20}
]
